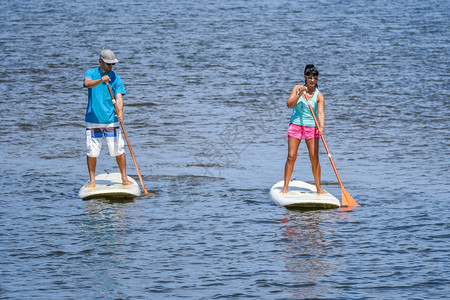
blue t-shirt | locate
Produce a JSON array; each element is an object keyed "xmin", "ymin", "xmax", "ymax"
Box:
[
  {"xmin": 84, "ymin": 67, "xmax": 126, "ymax": 124},
  {"xmin": 289, "ymin": 88, "xmax": 319, "ymax": 127}
]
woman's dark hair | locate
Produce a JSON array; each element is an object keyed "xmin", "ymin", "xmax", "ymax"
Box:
[{"xmin": 304, "ymin": 64, "xmax": 319, "ymax": 88}]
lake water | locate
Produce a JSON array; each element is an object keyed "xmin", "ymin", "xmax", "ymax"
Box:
[{"xmin": 0, "ymin": 0, "xmax": 449, "ymax": 299}]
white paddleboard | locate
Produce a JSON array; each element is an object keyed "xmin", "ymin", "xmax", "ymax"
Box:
[
  {"xmin": 78, "ymin": 173, "xmax": 141, "ymax": 200},
  {"xmin": 270, "ymin": 180, "xmax": 340, "ymax": 209}
]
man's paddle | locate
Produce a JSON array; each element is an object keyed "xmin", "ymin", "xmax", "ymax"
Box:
[
  {"xmin": 106, "ymin": 83, "xmax": 150, "ymax": 195},
  {"xmin": 302, "ymin": 90, "xmax": 358, "ymax": 207}
]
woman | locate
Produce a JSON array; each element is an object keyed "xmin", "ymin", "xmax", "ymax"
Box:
[{"xmin": 280, "ymin": 64, "xmax": 326, "ymax": 194}]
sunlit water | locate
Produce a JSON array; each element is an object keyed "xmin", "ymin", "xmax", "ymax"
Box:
[{"xmin": 0, "ymin": 0, "xmax": 449, "ymax": 299}]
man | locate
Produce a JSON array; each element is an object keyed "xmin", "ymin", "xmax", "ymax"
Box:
[{"xmin": 83, "ymin": 49, "xmax": 132, "ymax": 188}]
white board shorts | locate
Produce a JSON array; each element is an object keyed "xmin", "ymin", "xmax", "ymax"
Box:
[{"xmin": 86, "ymin": 122, "xmax": 125, "ymax": 157}]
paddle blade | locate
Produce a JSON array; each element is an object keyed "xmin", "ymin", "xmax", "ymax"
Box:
[
  {"xmin": 341, "ymin": 188, "xmax": 359, "ymax": 207},
  {"xmin": 143, "ymin": 191, "xmax": 157, "ymax": 197}
]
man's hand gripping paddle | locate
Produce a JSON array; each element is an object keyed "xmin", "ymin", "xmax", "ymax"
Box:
[{"xmin": 107, "ymin": 83, "xmax": 155, "ymax": 196}]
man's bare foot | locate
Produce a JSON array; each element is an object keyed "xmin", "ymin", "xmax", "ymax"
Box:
[
  {"xmin": 122, "ymin": 178, "xmax": 133, "ymax": 186},
  {"xmin": 280, "ymin": 187, "xmax": 288, "ymax": 194},
  {"xmin": 85, "ymin": 181, "xmax": 96, "ymax": 189}
]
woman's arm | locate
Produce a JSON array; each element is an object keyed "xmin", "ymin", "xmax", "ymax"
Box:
[
  {"xmin": 287, "ymin": 85, "xmax": 306, "ymax": 108},
  {"xmin": 316, "ymin": 91, "xmax": 325, "ymax": 134}
]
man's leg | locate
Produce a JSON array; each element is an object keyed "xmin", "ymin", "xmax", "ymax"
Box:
[
  {"xmin": 86, "ymin": 156, "xmax": 97, "ymax": 188},
  {"xmin": 116, "ymin": 153, "xmax": 132, "ymax": 185}
]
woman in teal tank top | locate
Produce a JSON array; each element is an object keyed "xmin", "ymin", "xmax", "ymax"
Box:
[{"xmin": 281, "ymin": 64, "xmax": 326, "ymax": 194}]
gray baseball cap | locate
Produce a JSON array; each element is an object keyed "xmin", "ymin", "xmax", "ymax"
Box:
[{"xmin": 99, "ymin": 49, "xmax": 119, "ymax": 64}]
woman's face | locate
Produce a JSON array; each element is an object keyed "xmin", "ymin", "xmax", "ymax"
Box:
[{"xmin": 304, "ymin": 74, "xmax": 318, "ymax": 87}]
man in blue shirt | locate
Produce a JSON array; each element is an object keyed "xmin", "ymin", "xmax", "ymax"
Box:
[{"xmin": 83, "ymin": 49, "xmax": 132, "ymax": 188}]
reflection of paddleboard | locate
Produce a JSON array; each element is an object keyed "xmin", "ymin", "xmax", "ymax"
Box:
[
  {"xmin": 270, "ymin": 180, "xmax": 340, "ymax": 209},
  {"xmin": 78, "ymin": 173, "xmax": 141, "ymax": 200}
]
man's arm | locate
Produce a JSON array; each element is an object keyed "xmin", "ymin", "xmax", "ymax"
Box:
[
  {"xmin": 115, "ymin": 93, "xmax": 124, "ymax": 122},
  {"xmin": 84, "ymin": 75, "xmax": 110, "ymax": 88}
]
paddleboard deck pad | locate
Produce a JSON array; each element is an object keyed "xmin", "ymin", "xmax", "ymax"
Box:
[
  {"xmin": 78, "ymin": 173, "xmax": 141, "ymax": 200},
  {"xmin": 270, "ymin": 180, "xmax": 340, "ymax": 209}
]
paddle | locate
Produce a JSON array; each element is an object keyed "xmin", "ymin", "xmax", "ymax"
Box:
[
  {"xmin": 106, "ymin": 83, "xmax": 151, "ymax": 195},
  {"xmin": 300, "ymin": 90, "xmax": 359, "ymax": 207}
]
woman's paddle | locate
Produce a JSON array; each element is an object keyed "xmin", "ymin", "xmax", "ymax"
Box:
[
  {"xmin": 106, "ymin": 83, "xmax": 150, "ymax": 195},
  {"xmin": 302, "ymin": 91, "xmax": 358, "ymax": 207}
]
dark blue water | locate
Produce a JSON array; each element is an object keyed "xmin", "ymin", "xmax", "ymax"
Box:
[{"xmin": 1, "ymin": 0, "xmax": 449, "ymax": 299}]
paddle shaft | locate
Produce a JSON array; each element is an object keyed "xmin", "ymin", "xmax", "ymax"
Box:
[
  {"xmin": 302, "ymin": 91, "xmax": 358, "ymax": 206},
  {"xmin": 106, "ymin": 83, "xmax": 149, "ymax": 194}
]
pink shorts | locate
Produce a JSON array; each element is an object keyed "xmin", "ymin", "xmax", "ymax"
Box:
[{"xmin": 286, "ymin": 123, "xmax": 319, "ymax": 140}]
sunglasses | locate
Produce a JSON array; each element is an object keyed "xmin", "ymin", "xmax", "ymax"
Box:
[{"xmin": 101, "ymin": 59, "xmax": 115, "ymax": 66}]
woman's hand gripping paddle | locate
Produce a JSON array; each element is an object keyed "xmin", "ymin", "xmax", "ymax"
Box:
[
  {"xmin": 300, "ymin": 90, "xmax": 359, "ymax": 207},
  {"xmin": 106, "ymin": 83, "xmax": 154, "ymax": 196}
]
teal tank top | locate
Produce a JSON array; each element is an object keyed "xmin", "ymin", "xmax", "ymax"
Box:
[{"xmin": 289, "ymin": 88, "xmax": 319, "ymax": 127}]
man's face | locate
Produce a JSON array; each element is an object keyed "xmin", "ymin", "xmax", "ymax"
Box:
[{"xmin": 99, "ymin": 59, "xmax": 115, "ymax": 73}]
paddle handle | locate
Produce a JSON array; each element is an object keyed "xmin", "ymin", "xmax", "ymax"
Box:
[
  {"xmin": 106, "ymin": 83, "xmax": 149, "ymax": 195},
  {"xmin": 303, "ymin": 97, "xmax": 344, "ymax": 186},
  {"xmin": 304, "ymin": 94, "xmax": 359, "ymax": 206}
]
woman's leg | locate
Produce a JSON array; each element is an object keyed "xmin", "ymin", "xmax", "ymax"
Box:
[
  {"xmin": 306, "ymin": 138, "xmax": 326, "ymax": 194},
  {"xmin": 281, "ymin": 137, "xmax": 301, "ymax": 193}
]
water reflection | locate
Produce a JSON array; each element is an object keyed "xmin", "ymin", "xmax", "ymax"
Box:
[
  {"xmin": 279, "ymin": 210, "xmax": 339, "ymax": 299},
  {"xmin": 78, "ymin": 199, "xmax": 132, "ymax": 298}
]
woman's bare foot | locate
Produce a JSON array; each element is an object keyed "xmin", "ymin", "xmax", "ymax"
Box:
[
  {"xmin": 122, "ymin": 178, "xmax": 133, "ymax": 185},
  {"xmin": 280, "ymin": 187, "xmax": 289, "ymax": 194},
  {"xmin": 317, "ymin": 187, "xmax": 327, "ymax": 194}
]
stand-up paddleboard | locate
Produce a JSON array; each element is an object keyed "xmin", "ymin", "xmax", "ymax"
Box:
[
  {"xmin": 270, "ymin": 180, "xmax": 340, "ymax": 209},
  {"xmin": 78, "ymin": 173, "xmax": 141, "ymax": 200}
]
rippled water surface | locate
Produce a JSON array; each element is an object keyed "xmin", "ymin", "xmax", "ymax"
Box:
[{"xmin": 1, "ymin": 0, "xmax": 449, "ymax": 299}]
